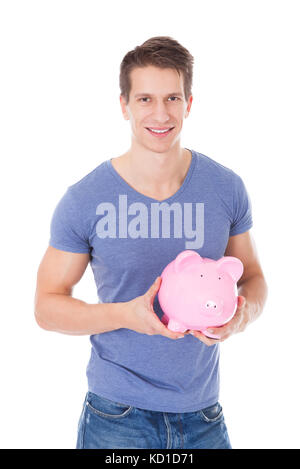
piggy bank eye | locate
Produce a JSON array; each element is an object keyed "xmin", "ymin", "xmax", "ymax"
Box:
[
  {"xmin": 218, "ymin": 277, "xmax": 221, "ymax": 280},
  {"xmin": 200, "ymin": 274, "xmax": 203, "ymax": 277}
]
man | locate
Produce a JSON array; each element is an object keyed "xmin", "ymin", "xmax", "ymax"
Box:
[{"xmin": 34, "ymin": 36, "xmax": 268, "ymax": 449}]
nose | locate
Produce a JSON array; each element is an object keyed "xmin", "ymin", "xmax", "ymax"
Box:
[{"xmin": 151, "ymin": 100, "xmax": 171, "ymax": 123}]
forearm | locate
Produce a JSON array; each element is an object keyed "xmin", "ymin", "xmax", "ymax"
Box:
[
  {"xmin": 238, "ymin": 274, "xmax": 268, "ymax": 326},
  {"xmin": 34, "ymin": 292, "xmax": 126, "ymax": 336}
]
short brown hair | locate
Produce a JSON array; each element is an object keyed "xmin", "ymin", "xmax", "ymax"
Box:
[{"xmin": 119, "ymin": 36, "xmax": 194, "ymax": 104}]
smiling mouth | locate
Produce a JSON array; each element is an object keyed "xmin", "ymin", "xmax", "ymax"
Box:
[{"xmin": 145, "ymin": 127, "xmax": 175, "ymax": 137}]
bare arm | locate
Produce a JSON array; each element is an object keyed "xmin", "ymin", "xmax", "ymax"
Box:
[
  {"xmin": 225, "ymin": 230, "xmax": 268, "ymax": 327},
  {"xmin": 34, "ymin": 246, "xmax": 124, "ymax": 335},
  {"xmin": 34, "ymin": 246, "xmax": 183, "ymax": 340}
]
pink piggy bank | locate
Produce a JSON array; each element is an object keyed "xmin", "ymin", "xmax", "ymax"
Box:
[{"xmin": 158, "ymin": 250, "xmax": 244, "ymax": 339}]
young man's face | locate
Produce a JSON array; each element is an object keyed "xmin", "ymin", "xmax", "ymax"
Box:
[{"xmin": 120, "ymin": 65, "xmax": 193, "ymax": 153}]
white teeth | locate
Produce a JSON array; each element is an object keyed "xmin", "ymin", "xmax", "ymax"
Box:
[{"xmin": 148, "ymin": 128, "xmax": 171, "ymax": 133}]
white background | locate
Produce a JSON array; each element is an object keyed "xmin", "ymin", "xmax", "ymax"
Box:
[{"xmin": 0, "ymin": 0, "xmax": 299, "ymax": 449}]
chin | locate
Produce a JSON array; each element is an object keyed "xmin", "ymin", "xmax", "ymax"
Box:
[{"xmin": 145, "ymin": 139, "xmax": 175, "ymax": 150}]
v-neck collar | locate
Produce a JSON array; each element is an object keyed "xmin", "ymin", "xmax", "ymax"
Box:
[{"xmin": 106, "ymin": 148, "xmax": 196, "ymax": 204}]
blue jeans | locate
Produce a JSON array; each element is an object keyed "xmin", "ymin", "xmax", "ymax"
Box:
[{"xmin": 76, "ymin": 391, "xmax": 232, "ymax": 449}]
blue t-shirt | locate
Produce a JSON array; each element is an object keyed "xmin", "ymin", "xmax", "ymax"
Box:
[{"xmin": 49, "ymin": 148, "xmax": 253, "ymax": 412}]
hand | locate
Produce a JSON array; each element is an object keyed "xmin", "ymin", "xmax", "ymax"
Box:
[
  {"xmin": 189, "ymin": 295, "xmax": 248, "ymax": 346},
  {"xmin": 122, "ymin": 277, "xmax": 186, "ymax": 340}
]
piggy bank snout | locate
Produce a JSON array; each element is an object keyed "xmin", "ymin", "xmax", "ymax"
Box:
[
  {"xmin": 205, "ymin": 300, "xmax": 219, "ymax": 309},
  {"xmin": 203, "ymin": 298, "xmax": 223, "ymax": 315}
]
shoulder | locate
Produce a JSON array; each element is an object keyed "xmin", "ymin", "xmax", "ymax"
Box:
[
  {"xmin": 66, "ymin": 160, "xmax": 109, "ymax": 198},
  {"xmin": 191, "ymin": 150, "xmax": 250, "ymax": 212},
  {"xmin": 192, "ymin": 149, "xmax": 240, "ymax": 184},
  {"xmin": 194, "ymin": 151, "xmax": 237, "ymax": 179}
]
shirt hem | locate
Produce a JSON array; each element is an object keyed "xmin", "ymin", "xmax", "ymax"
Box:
[
  {"xmin": 87, "ymin": 384, "xmax": 219, "ymax": 413},
  {"xmin": 49, "ymin": 241, "xmax": 90, "ymax": 254},
  {"xmin": 229, "ymin": 223, "xmax": 253, "ymax": 237}
]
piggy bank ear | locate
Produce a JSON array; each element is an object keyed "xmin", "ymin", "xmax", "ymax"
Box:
[
  {"xmin": 174, "ymin": 250, "xmax": 203, "ymax": 273},
  {"xmin": 216, "ymin": 256, "xmax": 244, "ymax": 282}
]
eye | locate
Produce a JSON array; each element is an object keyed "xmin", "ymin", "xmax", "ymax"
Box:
[
  {"xmin": 139, "ymin": 97, "xmax": 150, "ymax": 102},
  {"xmin": 218, "ymin": 277, "xmax": 221, "ymax": 280},
  {"xmin": 200, "ymin": 274, "xmax": 203, "ymax": 277},
  {"xmin": 168, "ymin": 96, "xmax": 180, "ymax": 101}
]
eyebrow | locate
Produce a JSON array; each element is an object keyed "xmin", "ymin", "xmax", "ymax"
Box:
[{"xmin": 134, "ymin": 92, "xmax": 184, "ymax": 98}]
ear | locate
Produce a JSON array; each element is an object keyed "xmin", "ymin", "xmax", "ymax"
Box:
[
  {"xmin": 216, "ymin": 256, "xmax": 244, "ymax": 282},
  {"xmin": 174, "ymin": 250, "xmax": 202, "ymax": 274},
  {"xmin": 185, "ymin": 95, "xmax": 193, "ymax": 118},
  {"xmin": 120, "ymin": 94, "xmax": 129, "ymax": 120}
]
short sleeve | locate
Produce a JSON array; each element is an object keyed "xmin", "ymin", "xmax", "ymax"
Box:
[
  {"xmin": 49, "ymin": 187, "xmax": 90, "ymax": 253},
  {"xmin": 229, "ymin": 174, "xmax": 253, "ymax": 236}
]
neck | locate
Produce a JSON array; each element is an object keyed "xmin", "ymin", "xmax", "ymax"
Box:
[{"xmin": 119, "ymin": 142, "xmax": 192, "ymax": 196}]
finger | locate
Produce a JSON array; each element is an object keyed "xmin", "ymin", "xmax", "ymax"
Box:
[
  {"xmin": 189, "ymin": 330, "xmax": 219, "ymax": 346},
  {"xmin": 161, "ymin": 328, "xmax": 186, "ymax": 340},
  {"xmin": 155, "ymin": 319, "xmax": 185, "ymax": 340},
  {"xmin": 206, "ymin": 325, "xmax": 225, "ymax": 339}
]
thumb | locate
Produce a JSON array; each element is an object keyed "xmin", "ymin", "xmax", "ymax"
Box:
[
  {"xmin": 237, "ymin": 295, "xmax": 246, "ymax": 308},
  {"xmin": 145, "ymin": 276, "xmax": 161, "ymax": 305}
]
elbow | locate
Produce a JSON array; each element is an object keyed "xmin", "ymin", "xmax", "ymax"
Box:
[
  {"xmin": 258, "ymin": 271, "xmax": 268, "ymax": 300},
  {"xmin": 255, "ymin": 273, "xmax": 269, "ymax": 310},
  {"xmin": 34, "ymin": 310, "xmax": 51, "ymax": 331},
  {"xmin": 263, "ymin": 275, "xmax": 268, "ymax": 303},
  {"xmin": 34, "ymin": 294, "xmax": 52, "ymax": 331},
  {"xmin": 34, "ymin": 307, "xmax": 51, "ymax": 331}
]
